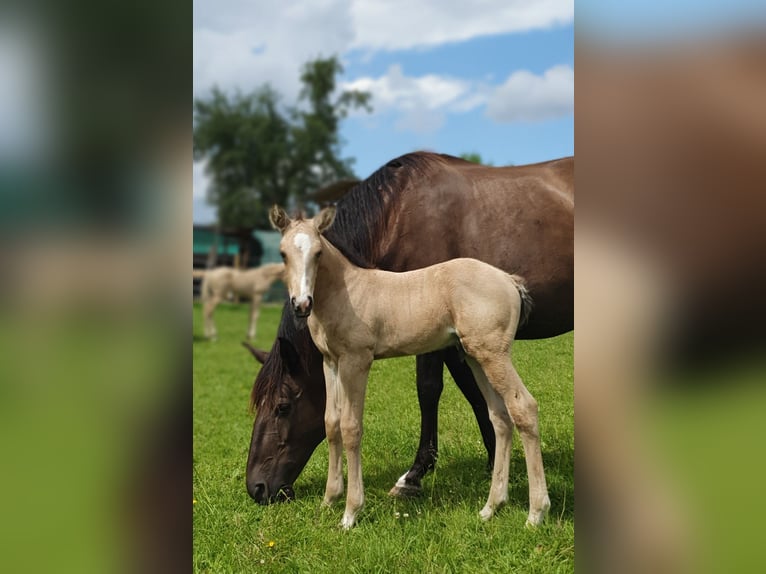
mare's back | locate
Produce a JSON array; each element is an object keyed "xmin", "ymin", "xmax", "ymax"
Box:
[{"xmin": 380, "ymin": 157, "xmax": 573, "ymax": 338}]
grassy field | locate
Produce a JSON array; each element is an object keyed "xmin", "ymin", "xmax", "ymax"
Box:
[{"xmin": 193, "ymin": 302, "xmax": 573, "ymax": 573}]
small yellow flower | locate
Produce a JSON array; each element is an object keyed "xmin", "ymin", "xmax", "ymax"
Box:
[
  {"xmin": 193, "ymin": 499, "xmax": 198, "ymax": 505},
  {"xmin": 268, "ymin": 540, "xmax": 275, "ymax": 548}
]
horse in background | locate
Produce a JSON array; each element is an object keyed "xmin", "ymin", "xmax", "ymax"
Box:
[
  {"xmin": 270, "ymin": 205, "xmax": 549, "ymax": 529},
  {"xmin": 200, "ymin": 263, "xmax": 284, "ymax": 340}
]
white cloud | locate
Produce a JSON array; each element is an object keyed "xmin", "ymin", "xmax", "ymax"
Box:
[
  {"xmin": 342, "ymin": 63, "xmax": 573, "ymax": 133},
  {"xmin": 342, "ymin": 64, "xmax": 488, "ymax": 133},
  {"xmin": 485, "ymin": 65, "xmax": 573, "ymax": 122},
  {"xmin": 194, "ymin": 0, "xmax": 354, "ymax": 99},
  {"xmin": 350, "ymin": 0, "xmax": 573, "ymax": 52},
  {"xmin": 343, "ymin": 64, "xmax": 478, "ymax": 114},
  {"xmin": 193, "ymin": 1, "xmax": 574, "ymax": 140},
  {"xmin": 194, "ymin": 0, "xmax": 573, "ymax": 98}
]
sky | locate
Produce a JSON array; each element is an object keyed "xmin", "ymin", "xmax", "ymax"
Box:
[{"xmin": 193, "ymin": 0, "xmax": 574, "ymax": 224}]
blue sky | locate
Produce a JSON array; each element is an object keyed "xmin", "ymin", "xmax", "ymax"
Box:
[{"xmin": 193, "ymin": 1, "xmax": 574, "ymax": 224}]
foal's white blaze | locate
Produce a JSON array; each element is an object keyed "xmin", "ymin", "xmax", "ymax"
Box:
[{"xmin": 292, "ymin": 232, "xmax": 313, "ymax": 305}]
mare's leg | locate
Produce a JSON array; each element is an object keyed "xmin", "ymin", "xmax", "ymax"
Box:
[
  {"xmin": 389, "ymin": 351, "xmax": 444, "ymax": 497},
  {"xmin": 247, "ymin": 293, "xmax": 263, "ymax": 340},
  {"xmin": 338, "ymin": 355, "xmax": 372, "ymax": 529},
  {"xmin": 480, "ymin": 354, "xmax": 550, "ymax": 526},
  {"xmin": 322, "ymin": 359, "xmax": 344, "ymax": 506},
  {"xmin": 464, "ymin": 357, "xmax": 514, "ymax": 521},
  {"xmin": 203, "ymin": 292, "xmax": 221, "ymax": 340},
  {"xmin": 444, "ymin": 348, "xmax": 496, "ymax": 470}
]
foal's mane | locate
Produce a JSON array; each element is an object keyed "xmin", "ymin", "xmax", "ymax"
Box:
[{"xmin": 251, "ymin": 152, "xmax": 461, "ymax": 409}]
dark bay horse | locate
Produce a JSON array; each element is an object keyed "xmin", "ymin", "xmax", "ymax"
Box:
[{"xmin": 246, "ymin": 151, "xmax": 573, "ymax": 504}]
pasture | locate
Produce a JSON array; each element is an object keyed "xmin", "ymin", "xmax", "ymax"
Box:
[{"xmin": 193, "ymin": 302, "xmax": 574, "ymax": 572}]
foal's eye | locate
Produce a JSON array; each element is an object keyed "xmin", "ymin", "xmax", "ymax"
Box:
[
  {"xmin": 279, "ymin": 251, "xmax": 286, "ymax": 261},
  {"xmin": 276, "ymin": 403, "xmax": 291, "ymax": 416}
]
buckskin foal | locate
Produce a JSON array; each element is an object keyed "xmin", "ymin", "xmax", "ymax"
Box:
[{"xmin": 270, "ymin": 205, "xmax": 550, "ymax": 530}]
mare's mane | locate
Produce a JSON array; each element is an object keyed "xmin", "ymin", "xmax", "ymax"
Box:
[
  {"xmin": 250, "ymin": 300, "xmax": 317, "ymax": 412},
  {"xmin": 325, "ymin": 152, "xmax": 463, "ymax": 268},
  {"xmin": 251, "ymin": 152, "xmax": 466, "ymax": 410}
]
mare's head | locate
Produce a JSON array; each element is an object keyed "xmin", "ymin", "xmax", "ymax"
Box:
[
  {"xmin": 269, "ymin": 205, "xmax": 337, "ymax": 318},
  {"xmin": 244, "ymin": 329, "xmax": 326, "ymax": 504}
]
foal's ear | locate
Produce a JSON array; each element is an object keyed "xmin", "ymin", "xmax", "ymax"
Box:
[
  {"xmin": 242, "ymin": 341, "xmax": 269, "ymax": 365},
  {"xmin": 314, "ymin": 206, "xmax": 337, "ymax": 233},
  {"xmin": 277, "ymin": 337, "xmax": 303, "ymax": 375},
  {"xmin": 269, "ymin": 205, "xmax": 290, "ymax": 232}
]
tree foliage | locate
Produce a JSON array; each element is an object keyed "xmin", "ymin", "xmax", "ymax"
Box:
[
  {"xmin": 193, "ymin": 57, "xmax": 371, "ymax": 229},
  {"xmin": 459, "ymin": 152, "xmax": 495, "ymax": 166}
]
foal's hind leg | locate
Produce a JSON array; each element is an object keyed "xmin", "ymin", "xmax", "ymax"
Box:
[
  {"xmin": 484, "ymin": 356, "xmax": 550, "ymax": 526},
  {"xmin": 465, "ymin": 357, "xmax": 514, "ymax": 521},
  {"xmin": 389, "ymin": 351, "xmax": 444, "ymax": 497},
  {"xmin": 444, "ymin": 348, "xmax": 495, "ymax": 470}
]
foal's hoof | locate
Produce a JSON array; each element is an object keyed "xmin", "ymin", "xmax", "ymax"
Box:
[
  {"xmin": 388, "ymin": 473, "xmax": 422, "ymax": 498},
  {"xmin": 525, "ymin": 496, "xmax": 552, "ymax": 528},
  {"xmin": 340, "ymin": 514, "xmax": 356, "ymax": 530}
]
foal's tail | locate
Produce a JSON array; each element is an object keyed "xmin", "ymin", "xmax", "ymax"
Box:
[{"xmin": 512, "ymin": 276, "xmax": 534, "ymax": 329}]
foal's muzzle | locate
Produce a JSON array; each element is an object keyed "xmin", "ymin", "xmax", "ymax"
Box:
[{"xmin": 291, "ymin": 296, "xmax": 313, "ymax": 317}]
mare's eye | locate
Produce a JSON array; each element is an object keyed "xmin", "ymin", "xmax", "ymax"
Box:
[
  {"xmin": 315, "ymin": 251, "xmax": 322, "ymax": 260},
  {"xmin": 276, "ymin": 403, "xmax": 291, "ymax": 416}
]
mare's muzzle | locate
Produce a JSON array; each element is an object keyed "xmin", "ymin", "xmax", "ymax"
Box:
[
  {"xmin": 247, "ymin": 481, "xmax": 295, "ymax": 505},
  {"xmin": 291, "ymin": 296, "xmax": 313, "ymax": 317}
]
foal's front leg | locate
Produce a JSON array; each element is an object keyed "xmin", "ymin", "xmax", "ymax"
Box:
[
  {"xmin": 322, "ymin": 359, "xmax": 344, "ymax": 507},
  {"xmin": 338, "ymin": 354, "xmax": 372, "ymax": 529},
  {"xmin": 203, "ymin": 293, "xmax": 220, "ymax": 340}
]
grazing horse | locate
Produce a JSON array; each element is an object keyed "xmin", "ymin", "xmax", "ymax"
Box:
[
  {"xmin": 246, "ymin": 152, "xmax": 573, "ymax": 505},
  {"xmin": 201, "ymin": 263, "xmax": 284, "ymax": 340},
  {"xmin": 270, "ymin": 205, "xmax": 550, "ymax": 529}
]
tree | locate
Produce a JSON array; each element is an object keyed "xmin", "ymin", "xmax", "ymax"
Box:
[
  {"xmin": 290, "ymin": 58, "xmax": 371, "ymax": 207},
  {"xmin": 193, "ymin": 56, "xmax": 371, "ymax": 230},
  {"xmin": 193, "ymin": 86, "xmax": 290, "ymax": 230},
  {"xmin": 459, "ymin": 152, "xmax": 495, "ymax": 166}
]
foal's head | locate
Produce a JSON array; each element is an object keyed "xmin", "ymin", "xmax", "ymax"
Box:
[{"xmin": 269, "ymin": 205, "xmax": 337, "ymax": 318}]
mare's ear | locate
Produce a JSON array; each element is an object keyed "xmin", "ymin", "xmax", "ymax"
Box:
[
  {"xmin": 269, "ymin": 205, "xmax": 290, "ymax": 232},
  {"xmin": 242, "ymin": 341, "xmax": 269, "ymax": 365},
  {"xmin": 278, "ymin": 337, "xmax": 303, "ymax": 375},
  {"xmin": 314, "ymin": 206, "xmax": 337, "ymax": 234}
]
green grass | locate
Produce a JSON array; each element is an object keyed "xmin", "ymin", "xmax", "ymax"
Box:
[{"xmin": 194, "ymin": 302, "xmax": 573, "ymax": 573}]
